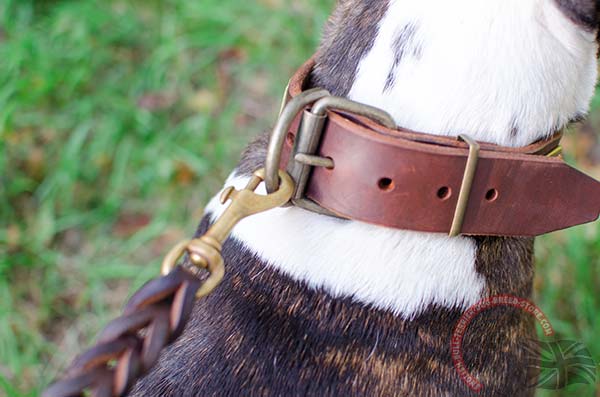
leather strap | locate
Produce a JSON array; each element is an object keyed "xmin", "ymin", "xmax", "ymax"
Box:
[
  {"xmin": 43, "ymin": 266, "xmax": 202, "ymax": 397},
  {"xmin": 281, "ymin": 58, "xmax": 600, "ymax": 237}
]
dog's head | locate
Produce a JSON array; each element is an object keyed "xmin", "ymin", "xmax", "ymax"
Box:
[{"xmin": 312, "ymin": 0, "xmax": 600, "ymax": 147}]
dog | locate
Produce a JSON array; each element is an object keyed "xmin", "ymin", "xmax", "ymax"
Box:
[{"xmin": 130, "ymin": 1, "xmax": 599, "ymax": 396}]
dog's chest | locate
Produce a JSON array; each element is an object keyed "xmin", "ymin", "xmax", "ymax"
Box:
[{"xmin": 130, "ymin": 228, "xmax": 537, "ymax": 397}]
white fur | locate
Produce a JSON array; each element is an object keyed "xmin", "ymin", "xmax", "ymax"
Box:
[
  {"xmin": 349, "ymin": 0, "xmax": 598, "ymax": 147},
  {"xmin": 205, "ymin": 174, "xmax": 483, "ymax": 318},
  {"xmin": 205, "ymin": 0, "xmax": 598, "ymax": 318}
]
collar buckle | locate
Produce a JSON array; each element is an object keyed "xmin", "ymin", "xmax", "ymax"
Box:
[{"xmin": 265, "ymin": 87, "xmax": 397, "ymax": 216}]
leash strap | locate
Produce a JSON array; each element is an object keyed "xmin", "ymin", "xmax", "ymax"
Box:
[
  {"xmin": 42, "ymin": 266, "xmax": 201, "ymax": 397},
  {"xmin": 43, "ymin": 169, "xmax": 294, "ymax": 397}
]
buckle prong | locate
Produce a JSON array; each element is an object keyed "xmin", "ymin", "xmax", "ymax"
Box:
[{"xmin": 294, "ymin": 153, "xmax": 334, "ymax": 169}]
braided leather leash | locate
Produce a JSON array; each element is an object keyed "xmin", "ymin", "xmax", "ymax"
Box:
[
  {"xmin": 42, "ymin": 169, "xmax": 294, "ymax": 397},
  {"xmin": 42, "ymin": 266, "xmax": 201, "ymax": 397}
]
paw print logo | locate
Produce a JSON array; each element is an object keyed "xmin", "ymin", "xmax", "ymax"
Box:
[{"xmin": 523, "ymin": 339, "xmax": 597, "ymax": 390}]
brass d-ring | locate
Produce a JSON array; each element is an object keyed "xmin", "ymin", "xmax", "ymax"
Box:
[
  {"xmin": 161, "ymin": 240, "xmax": 191, "ymax": 276},
  {"xmin": 160, "ymin": 238, "xmax": 225, "ymax": 299}
]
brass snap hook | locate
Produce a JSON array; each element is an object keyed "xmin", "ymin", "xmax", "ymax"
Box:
[{"xmin": 161, "ymin": 168, "xmax": 294, "ymax": 297}]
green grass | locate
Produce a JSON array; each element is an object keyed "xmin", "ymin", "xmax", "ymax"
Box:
[{"xmin": 0, "ymin": 1, "xmax": 598, "ymax": 396}]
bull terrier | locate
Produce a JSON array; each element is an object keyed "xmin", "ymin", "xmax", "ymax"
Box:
[{"xmin": 131, "ymin": 1, "xmax": 599, "ymax": 395}]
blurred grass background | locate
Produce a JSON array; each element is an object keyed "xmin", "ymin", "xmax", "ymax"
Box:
[{"xmin": 0, "ymin": 1, "xmax": 598, "ymax": 396}]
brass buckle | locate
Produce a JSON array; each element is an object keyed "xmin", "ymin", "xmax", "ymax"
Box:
[
  {"xmin": 265, "ymin": 88, "xmax": 396, "ymax": 215},
  {"xmin": 265, "ymin": 87, "xmax": 330, "ymax": 193},
  {"xmin": 449, "ymin": 134, "xmax": 480, "ymax": 237}
]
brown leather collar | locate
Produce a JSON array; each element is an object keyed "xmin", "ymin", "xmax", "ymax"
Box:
[{"xmin": 277, "ymin": 57, "xmax": 600, "ymax": 237}]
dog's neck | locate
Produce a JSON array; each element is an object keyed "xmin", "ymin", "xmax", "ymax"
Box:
[{"xmin": 206, "ymin": 0, "xmax": 598, "ymax": 318}]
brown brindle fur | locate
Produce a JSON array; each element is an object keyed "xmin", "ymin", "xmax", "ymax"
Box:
[
  {"xmin": 310, "ymin": 0, "xmax": 389, "ymax": 97},
  {"xmin": 129, "ymin": 1, "xmax": 598, "ymax": 396},
  {"xmin": 554, "ymin": 0, "xmax": 599, "ymax": 31},
  {"xmin": 130, "ymin": 217, "xmax": 537, "ymax": 396}
]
